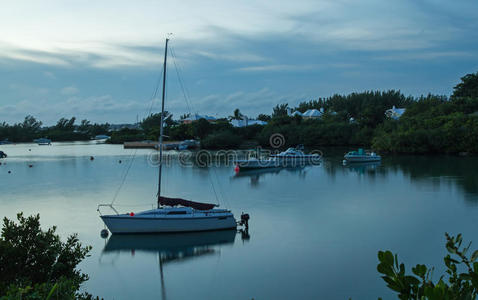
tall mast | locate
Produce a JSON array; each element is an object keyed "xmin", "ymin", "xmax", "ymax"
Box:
[{"xmin": 158, "ymin": 38, "xmax": 169, "ymax": 208}]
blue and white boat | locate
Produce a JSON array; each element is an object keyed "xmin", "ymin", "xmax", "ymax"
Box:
[
  {"xmin": 34, "ymin": 138, "xmax": 51, "ymax": 145},
  {"xmin": 344, "ymin": 148, "xmax": 381, "ymax": 162}
]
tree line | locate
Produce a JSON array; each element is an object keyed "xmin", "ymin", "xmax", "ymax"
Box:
[
  {"xmin": 0, "ymin": 117, "xmax": 110, "ymax": 142},
  {"xmin": 2, "ymin": 71, "xmax": 478, "ymax": 153}
]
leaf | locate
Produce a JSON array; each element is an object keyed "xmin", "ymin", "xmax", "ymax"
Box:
[
  {"xmin": 46, "ymin": 282, "xmax": 58, "ymax": 300},
  {"xmin": 378, "ymin": 262, "xmax": 394, "ymax": 277},
  {"xmin": 383, "ymin": 251, "xmax": 394, "ymax": 266},
  {"xmin": 471, "ymin": 250, "xmax": 478, "ymax": 262}
]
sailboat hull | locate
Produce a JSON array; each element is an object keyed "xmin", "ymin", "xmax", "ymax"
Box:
[{"xmin": 101, "ymin": 214, "xmax": 237, "ymax": 234}]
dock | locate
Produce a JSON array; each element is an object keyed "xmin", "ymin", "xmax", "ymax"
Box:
[{"xmin": 123, "ymin": 141, "xmax": 184, "ymax": 150}]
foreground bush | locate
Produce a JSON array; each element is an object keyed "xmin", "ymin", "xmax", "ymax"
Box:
[
  {"xmin": 0, "ymin": 213, "xmax": 98, "ymax": 299},
  {"xmin": 378, "ymin": 233, "xmax": 478, "ymax": 299}
]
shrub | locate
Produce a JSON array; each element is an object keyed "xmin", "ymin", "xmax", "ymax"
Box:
[
  {"xmin": 0, "ymin": 213, "xmax": 96, "ymax": 299},
  {"xmin": 378, "ymin": 233, "xmax": 478, "ymax": 299}
]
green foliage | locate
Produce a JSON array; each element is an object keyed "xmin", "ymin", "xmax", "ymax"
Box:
[
  {"xmin": 0, "ymin": 213, "xmax": 95, "ymax": 299},
  {"xmin": 229, "ymin": 108, "xmax": 244, "ymax": 120},
  {"xmin": 378, "ymin": 233, "xmax": 478, "ymax": 300},
  {"xmin": 201, "ymin": 130, "xmax": 242, "ymax": 149},
  {"xmin": 141, "ymin": 112, "xmax": 173, "ymax": 133},
  {"xmin": 257, "ymin": 114, "xmax": 271, "ymax": 122},
  {"xmin": 372, "ymin": 94, "xmax": 478, "ymax": 153},
  {"xmin": 453, "ymin": 71, "xmax": 478, "ymax": 99},
  {"xmin": 108, "ymin": 128, "xmax": 145, "ymax": 144},
  {"xmin": 272, "ymin": 103, "xmax": 289, "ymax": 118}
]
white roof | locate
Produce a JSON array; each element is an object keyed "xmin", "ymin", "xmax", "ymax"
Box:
[
  {"xmin": 303, "ymin": 109, "xmax": 322, "ymax": 117},
  {"xmin": 184, "ymin": 114, "xmax": 217, "ymax": 121},
  {"xmin": 292, "ymin": 111, "xmax": 302, "ymax": 116},
  {"xmin": 230, "ymin": 119, "xmax": 267, "ymax": 127},
  {"xmin": 385, "ymin": 106, "xmax": 406, "ymax": 119}
]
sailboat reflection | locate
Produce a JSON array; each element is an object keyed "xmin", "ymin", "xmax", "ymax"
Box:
[{"xmin": 102, "ymin": 230, "xmax": 237, "ymax": 300}]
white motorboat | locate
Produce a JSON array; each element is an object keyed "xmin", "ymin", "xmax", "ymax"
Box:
[
  {"xmin": 234, "ymin": 145, "xmax": 321, "ymax": 171},
  {"xmin": 99, "ymin": 38, "xmax": 242, "ymax": 234},
  {"xmin": 34, "ymin": 138, "xmax": 51, "ymax": 145},
  {"xmin": 270, "ymin": 145, "xmax": 321, "ymax": 164},
  {"xmin": 94, "ymin": 134, "xmax": 110, "ymax": 140},
  {"xmin": 344, "ymin": 148, "xmax": 381, "ymax": 162}
]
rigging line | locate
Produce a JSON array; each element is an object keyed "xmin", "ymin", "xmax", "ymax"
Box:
[
  {"xmin": 111, "ymin": 149, "xmax": 137, "ymax": 205},
  {"xmin": 110, "ymin": 49, "xmax": 165, "ymax": 206},
  {"xmin": 206, "ymin": 168, "xmax": 220, "ymax": 205},
  {"xmin": 170, "ymin": 46, "xmax": 193, "ymax": 115},
  {"xmin": 212, "ymin": 167, "xmax": 230, "ymax": 208}
]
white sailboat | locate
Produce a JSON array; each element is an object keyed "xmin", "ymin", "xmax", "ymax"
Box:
[{"xmin": 99, "ymin": 38, "xmax": 238, "ymax": 234}]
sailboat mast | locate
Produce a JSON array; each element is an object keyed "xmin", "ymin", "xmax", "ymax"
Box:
[{"xmin": 158, "ymin": 38, "xmax": 169, "ymax": 208}]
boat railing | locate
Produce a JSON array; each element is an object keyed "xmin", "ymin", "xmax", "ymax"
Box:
[{"xmin": 97, "ymin": 204, "xmax": 120, "ymax": 216}]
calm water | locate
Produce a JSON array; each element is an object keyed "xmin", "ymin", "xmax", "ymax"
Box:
[{"xmin": 1, "ymin": 142, "xmax": 478, "ymax": 299}]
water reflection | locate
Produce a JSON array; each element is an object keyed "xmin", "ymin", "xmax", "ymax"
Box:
[
  {"xmin": 344, "ymin": 161, "xmax": 381, "ymax": 174},
  {"xmin": 232, "ymin": 166, "xmax": 309, "ymax": 186},
  {"xmin": 102, "ymin": 230, "xmax": 237, "ymax": 300}
]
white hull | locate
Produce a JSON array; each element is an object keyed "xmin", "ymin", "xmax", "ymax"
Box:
[
  {"xmin": 344, "ymin": 155, "xmax": 381, "ymax": 162},
  {"xmin": 235, "ymin": 155, "xmax": 320, "ymax": 170},
  {"xmin": 101, "ymin": 210, "xmax": 237, "ymax": 234}
]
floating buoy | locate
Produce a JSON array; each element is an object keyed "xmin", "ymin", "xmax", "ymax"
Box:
[
  {"xmin": 100, "ymin": 229, "xmax": 109, "ymax": 238},
  {"xmin": 129, "ymin": 212, "xmax": 135, "ymax": 216},
  {"xmin": 119, "ymin": 160, "xmax": 122, "ymax": 164},
  {"xmin": 29, "ymin": 149, "xmax": 31, "ymax": 151},
  {"xmin": 234, "ymin": 164, "xmax": 240, "ymax": 173},
  {"xmin": 90, "ymin": 156, "xmax": 94, "ymax": 161},
  {"xmin": 28, "ymin": 164, "xmax": 33, "ymax": 168},
  {"xmin": 8, "ymin": 170, "xmax": 11, "ymax": 174}
]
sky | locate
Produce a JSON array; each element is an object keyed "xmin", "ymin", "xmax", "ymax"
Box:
[{"xmin": 1, "ymin": 0, "xmax": 478, "ymax": 125}]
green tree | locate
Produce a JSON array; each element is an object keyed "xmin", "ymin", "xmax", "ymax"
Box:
[
  {"xmin": 0, "ymin": 213, "xmax": 95, "ymax": 299},
  {"xmin": 272, "ymin": 103, "xmax": 289, "ymax": 118},
  {"xmin": 257, "ymin": 114, "xmax": 271, "ymax": 122},
  {"xmin": 229, "ymin": 108, "xmax": 243, "ymax": 120},
  {"xmin": 453, "ymin": 71, "xmax": 478, "ymax": 99}
]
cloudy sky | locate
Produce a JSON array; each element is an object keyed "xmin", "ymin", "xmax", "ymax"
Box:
[{"xmin": 1, "ymin": 0, "xmax": 477, "ymax": 125}]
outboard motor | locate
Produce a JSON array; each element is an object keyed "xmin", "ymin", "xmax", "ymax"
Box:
[{"xmin": 239, "ymin": 212, "xmax": 250, "ymax": 229}]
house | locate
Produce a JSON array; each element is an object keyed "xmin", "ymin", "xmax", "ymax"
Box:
[
  {"xmin": 385, "ymin": 106, "xmax": 406, "ymax": 120},
  {"xmin": 230, "ymin": 117, "xmax": 267, "ymax": 127},
  {"xmin": 302, "ymin": 108, "xmax": 324, "ymax": 119},
  {"xmin": 182, "ymin": 114, "xmax": 217, "ymax": 124}
]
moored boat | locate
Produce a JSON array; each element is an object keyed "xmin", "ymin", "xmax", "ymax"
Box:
[
  {"xmin": 99, "ymin": 38, "xmax": 244, "ymax": 234},
  {"xmin": 34, "ymin": 138, "xmax": 51, "ymax": 145},
  {"xmin": 344, "ymin": 148, "xmax": 381, "ymax": 162},
  {"xmin": 234, "ymin": 145, "xmax": 321, "ymax": 171}
]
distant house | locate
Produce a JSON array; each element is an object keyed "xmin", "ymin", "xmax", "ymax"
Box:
[
  {"xmin": 385, "ymin": 106, "xmax": 406, "ymax": 120},
  {"xmin": 302, "ymin": 108, "xmax": 324, "ymax": 119},
  {"xmin": 182, "ymin": 114, "xmax": 217, "ymax": 124},
  {"xmin": 230, "ymin": 117, "xmax": 267, "ymax": 127}
]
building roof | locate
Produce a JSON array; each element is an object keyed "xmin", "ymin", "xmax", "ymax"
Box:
[{"xmin": 385, "ymin": 106, "xmax": 406, "ymax": 120}]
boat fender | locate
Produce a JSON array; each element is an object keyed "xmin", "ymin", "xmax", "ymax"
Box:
[
  {"xmin": 100, "ymin": 229, "xmax": 109, "ymax": 238},
  {"xmin": 234, "ymin": 164, "xmax": 240, "ymax": 173},
  {"xmin": 129, "ymin": 212, "xmax": 135, "ymax": 216}
]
